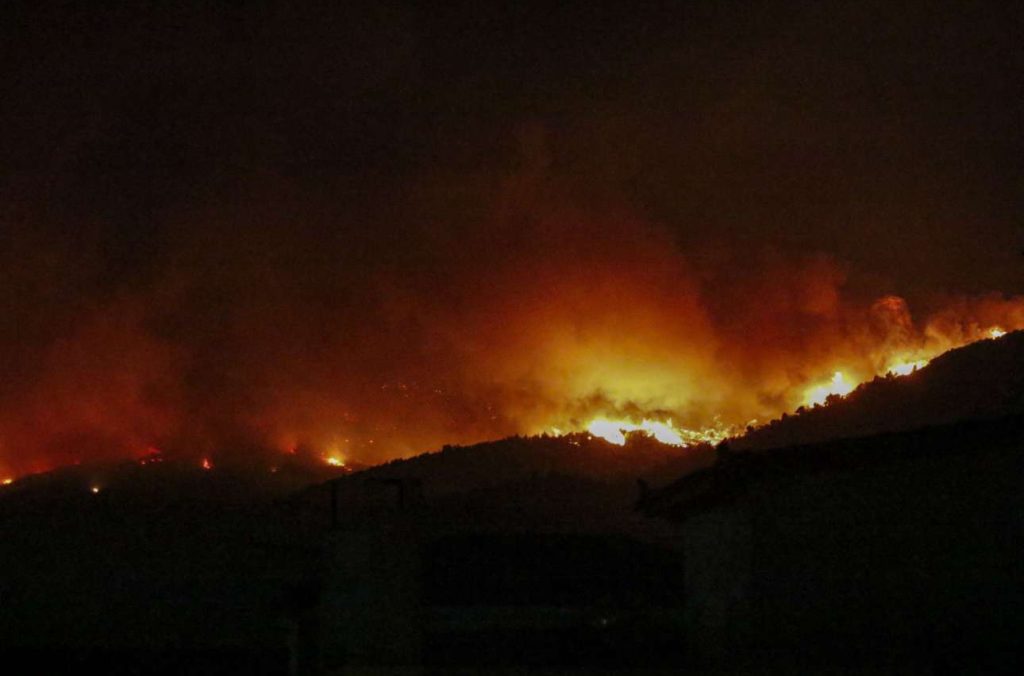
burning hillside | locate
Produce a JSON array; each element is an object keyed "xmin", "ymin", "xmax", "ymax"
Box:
[
  {"xmin": 3, "ymin": 5, "xmax": 1024, "ymax": 673},
  {"xmin": 2, "ymin": 180, "xmax": 1024, "ymax": 481},
  {"xmin": 734, "ymin": 328, "xmax": 1024, "ymax": 452},
  {"xmin": 2, "ymin": 3, "xmax": 1023, "ymax": 482},
  {"xmin": 549, "ymin": 318, "xmax": 1019, "ymax": 449},
  {"xmin": 2, "ymin": 204, "xmax": 1021, "ymax": 483}
]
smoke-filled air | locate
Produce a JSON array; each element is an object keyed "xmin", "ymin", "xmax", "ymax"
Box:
[
  {"xmin": 2, "ymin": 2, "xmax": 1022, "ymax": 479},
  {"xmin": 2, "ymin": 147, "xmax": 1022, "ymax": 479}
]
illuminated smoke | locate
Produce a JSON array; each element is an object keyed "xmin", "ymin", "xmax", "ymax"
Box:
[{"xmin": 0, "ymin": 165, "xmax": 1022, "ymax": 479}]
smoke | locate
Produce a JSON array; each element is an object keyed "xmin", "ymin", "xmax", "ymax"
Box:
[
  {"xmin": 3, "ymin": 3, "xmax": 1023, "ymax": 477},
  {"xmin": 1, "ymin": 138, "xmax": 1021, "ymax": 480}
]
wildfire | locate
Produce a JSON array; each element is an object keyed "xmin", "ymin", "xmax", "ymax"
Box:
[
  {"xmin": 587, "ymin": 418, "xmax": 683, "ymax": 446},
  {"xmin": 0, "ymin": 278, "xmax": 1021, "ymax": 476},
  {"xmin": 804, "ymin": 371, "xmax": 855, "ymax": 407},
  {"xmin": 583, "ymin": 418, "xmax": 732, "ymax": 447},
  {"xmin": 798, "ymin": 324, "xmax": 1012, "ymax": 409},
  {"xmin": 1, "ymin": 477, "xmax": 13, "ymax": 486},
  {"xmin": 530, "ymin": 293, "xmax": 1024, "ymax": 455},
  {"xmin": 562, "ymin": 349, "xmax": 939, "ymax": 448},
  {"xmin": 885, "ymin": 358, "xmax": 929, "ymax": 377}
]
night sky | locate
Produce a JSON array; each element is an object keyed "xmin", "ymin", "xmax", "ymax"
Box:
[{"xmin": 1, "ymin": 1, "xmax": 1022, "ymax": 473}]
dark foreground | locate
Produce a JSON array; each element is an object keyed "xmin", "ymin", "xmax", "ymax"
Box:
[{"xmin": 1, "ymin": 416, "xmax": 1022, "ymax": 674}]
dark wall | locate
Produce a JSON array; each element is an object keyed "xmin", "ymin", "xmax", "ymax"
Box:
[{"xmin": 734, "ymin": 435, "xmax": 1022, "ymax": 669}]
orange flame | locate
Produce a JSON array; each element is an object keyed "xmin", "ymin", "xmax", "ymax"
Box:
[
  {"xmin": 803, "ymin": 371, "xmax": 856, "ymax": 407},
  {"xmin": 587, "ymin": 419, "xmax": 684, "ymax": 446},
  {"xmin": 579, "ymin": 417, "xmax": 734, "ymax": 447},
  {"xmin": 885, "ymin": 359, "xmax": 929, "ymax": 377},
  {"xmin": 550, "ymin": 322, "xmax": 1016, "ymax": 450}
]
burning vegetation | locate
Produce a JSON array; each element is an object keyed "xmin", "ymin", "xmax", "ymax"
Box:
[
  {"xmin": 1, "ymin": 108, "xmax": 1022, "ymax": 480},
  {"xmin": 0, "ymin": 223, "xmax": 1019, "ymax": 483},
  {"xmin": 551, "ymin": 314, "xmax": 1015, "ymax": 450}
]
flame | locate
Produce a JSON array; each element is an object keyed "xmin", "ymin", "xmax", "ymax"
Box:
[
  {"xmin": 584, "ymin": 418, "xmax": 731, "ymax": 447},
  {"xmin": 795, "ymin": 323, "xmax": 1013, "ymax": 410},
  {"xmin": 1, "ymin": 477, "xmax": 13, "ymax": 486},
  {"xmin": 1, "ymin": 255, "xmax": 1022, "ymax": 474},
  {"xmin": 90, "ymin": 486, "xmax": 101, "ymax": 494},
  {"xmin": 804, "ymin": 371, "xmax": 855, "ymax": 407},
  {"xmin": 561, "ymin": 342, "xmax": 936, "ymax": 443},
  {"xmin": 885, "ymin": 358, "xmax": 929, "ymax": 377},
  {"xmin": 587, "ymin": 419, "xmax": 677, "ymax": 446},
  {"xmin": 792, "ymin": 323, "xmax": 1012, "ymax": 411},
  {"xmin": 527, "ymin": 290, "xmax": 1024, "ymax": 453}
]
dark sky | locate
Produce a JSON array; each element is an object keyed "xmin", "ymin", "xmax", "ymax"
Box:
[
  {"xmin": 4, "ymin": 0, "xmax": 1022, "ymax": 292},
  {"xmin": 1, "ymin": 1, "xmax": 1022, "ymax": 471}
]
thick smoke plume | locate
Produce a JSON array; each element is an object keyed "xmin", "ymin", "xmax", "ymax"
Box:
[
  {"xmin": 1, "ymin": 150, "xmax": 1022, "ymax": 478},
  {"xmin": 3, "ymin": 3, "xmax": 1022, "ymax": 478}
]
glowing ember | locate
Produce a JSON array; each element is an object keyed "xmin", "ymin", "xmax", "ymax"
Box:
[
  {"xmin": 804, "ymin": 371, "xmax": 855, "ymax": 407},
  {"xmin": 989, "ymin": 327, "xmax": 1006, "ymax": 339},
  {"xmin": 201, "ymin": 458, "xmax": 212, "ymax": 470},
  {"xmin": 90, "ymin": 486, "xmax": 101, "ymax": 494},
  {"xmin": 139, "ymin": 448, "xmax": 164, "ymax": 465}
]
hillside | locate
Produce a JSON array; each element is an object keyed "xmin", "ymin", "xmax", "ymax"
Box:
[
  {"xmin": 734, "ymin": 330, "xmax": 1024, "ymax": 452},
  {"xmin": 297, "ymin": 432, "xmax": 715, "ymax": 536},
  {"xmin": 0, "ymin": 431, "xmax": 709, "ymax": 669},
  {"xmin": 2, "ymin": 331, "xmax": 1021, "ymax": 671},
  {"xmin": 346, "ymin": 432, "xmax": 710, "ymax": 495},
  {"xmin": 299, "ymin": 331, "xmax": 1024, "ymax": 529}
]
